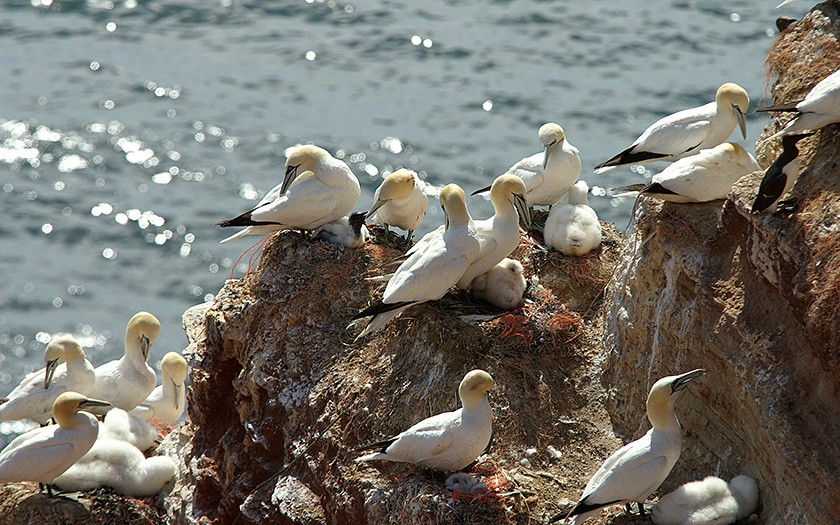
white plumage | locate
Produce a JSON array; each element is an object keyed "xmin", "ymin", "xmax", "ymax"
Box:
[
  {"xmin": 651, "ymin": 475, "xmax": 759, "ymax": 525},
  {"xmin": 101, "ymin": 408, "xmax": 159, "ymax": 451},
  {"xmin": 129, "ymin": 351, "xmax": 188, "ymax": 426},
  {"xmin": 469, "ymin": 258, "xmax": 526, "ymax": 310},
  {"xmin": 355, "ymin": 369, "xmax": 494, "ymax": 471},
  {"xmin": 544, "ymin": 180, "xmax": 602, "ymax": 255},
  {"xmin": 367, "ymin": 169, "xmax": 429, "ymax": 237},
  {"xmin": 759, "ymin": 69, "xmax": 840, "ymax": 138},
  {"xmin": 313, "ymin": 211, "xmax": 370, "ymax": 248}
]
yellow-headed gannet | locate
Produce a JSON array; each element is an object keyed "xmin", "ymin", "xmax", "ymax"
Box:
[
  {"xmin": 313, "ymin": 211, "xmax": 370, "ymax": 248},
  {"xmin": 355, "ymin": 369, "xmax": 494, "ymax": 471},
  {"xmin": 551, "ymin": 369, "xmax": 706, "ymax": 524},
  {"xmin": 0, "ymin": 336, "xmax": 95, "ymax": 425},
  {"xmin": 469, "ymin": 258, "xmax": 527, "ymax": 310},
  {"xmin": 351, "ymin": 184, "xmax": 480, "ymax": 339},
  {"xmin": 544, "ymin": 180, "xmax": 602, "ymax": 255},
  {"xmin": 0, "ymin": 392, "xmax": 110, "ymax": 494},
  {"xmin": 102, "ymin": 407, "xmax": 158, "ymax": 451},
  {"xmin": 367, "ymin": 169, "xmax": 429, "ymax": 239},
  {"xmin": 595, "ymin": 83, "xmax": 749, "ymax": 174},
  {"xmin": 129, "ymin": 352, "xmax": 188, "ymax": 425},
  {"xmin": 217, "ymin": 144, "xmax": 361, "ymax": 243},
  {"xmin": 87, "ymin": 312, "xmax": 159, "ymax": 411},
  {"xmin": 53, "ymin": 437, "xmax": 176, "ymax": 497},
  {"xmin": 757, "ymin": 69, "xmax": 840, "ymax": 138},
  {"xmin": 751, "ymin": 134, "xmax": 810, "ymax": 213},
  {"xmin": 651, "ymin": 475, "xmax": 759, "ymax": 525}
]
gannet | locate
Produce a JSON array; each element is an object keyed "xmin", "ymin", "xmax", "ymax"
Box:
[
  {"xmin": 87, "ymin": 312, "xmax": 159, "ymax": 411},
  {"xmin": 551, "ymin": 369, "xmax": 706, "ymax": 524},
  {"xmin": 129, "ymin": 352, "xmax": 188, "ymax": 425},
  {"xmin": 0, "ymin": 336, "xmax": 95, "ymax": 425},
  {"xmin": 351, "ymin": 184, "xmax": 480, "ymax": 339},
  {"xmin": 544, "ymin": 180, "xmax": 602, "ymax": 255},
  {"xmin": 367, "ymin": 169, "xmax": 429, "ymax": 239},
  {"xmin": 651, "ymin": 475, "xmax": 759, "ymax": 525},
  {"xmin": 776, "ymin": 0, "xmax": 796, "ymax": 7},
  {"xmin": 102, "ymin": 408, "xmax": 158, "ymax": 451},
  {"xmin": 469, "ymin": 258, "xmax": 527, "ymax": 310},
  {"xmin": 217, "ymin": 144, "xmax": 361, "ymax": 243},
  {"xmin": 461, "ymin": 175, "xmax": 531, "ymax": 289},
  {"xmin": 53, "ymin": 437, "xmax": 176, "ymax": 497},
  {"xmin": 612, "ymin": 143, "xmax": 760, "ymax": 203},
  {"xmin": 313, "ymin": 211, "xmax": 370, "ymax": 248},
  {"xmin": 0, "ymin": 392, "xmax": 110, "ymax": 493},
  {"xmin": 594, "ymin": 83, "xmax": 749, "ymax": 174},
  {"xmin": 355, "ymin": 369, "xmax": 494, "ymax": 471},
  {"xmin": 751, "ymin": 134, "xmax": 810, "ymax": 213},
  {"xmin": 757, "ymin": 69, "xmax": 840, "ymax": 139}
]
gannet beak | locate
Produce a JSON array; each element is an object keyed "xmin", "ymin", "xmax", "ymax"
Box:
[
  {"xmin": 44, "ymin": 359, "xmax": 60, "ymax": 389},
  {"xmin": 79, "ymin": 398, "xmax": 112, "ymax": 409},
  {"xmin": 471, "ymin": 185, "xmax": 492, "ymax": 197},
  {"xmin": 542, "ymin": 141, "xmax": 556, "ymax": 170},
  {"xmin": 141, "ymin": 335, "xmax": 151, "ymax": 362},
  {"xmin": 365, "ymin": 199, "xmax": 387, "ymax": 219},
  {"xmin": 513, "ymin": 193, "xmax": 531, "ymax": 229},
  {"xmin": 735, "ymin": 105, "xmax": 747, "ymax": 139},
  {"xmin": 670, "ymin": 369, "xmax": 705, "ymax": 394},
  {"xmin": 174, "ymin": 380, "xmax": 184, "ymax": 413},
  {"xmin": 279, "ymin": 164, "xmax": 300, "ymax": 195}
]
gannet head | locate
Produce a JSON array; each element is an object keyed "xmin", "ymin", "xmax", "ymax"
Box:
[
  {"xmin": 490, "ymin": 174, "xmax": 531, "ymax": 229},
  {"xmin": 646, "ymin": 369, "xmax": 705, "ymax": 428},
  {"xmin": 567, "ymin": 180, "xmax": 590, "ymax": 206},
  {"xmin": 366, "ymin": 170, "xmax": 417, "ymax": 218},
  {"xmin": 280, "ymin": 144, "xmax": 330, "ymax": 194},
  {"xmin": 458, "ymin": 369, "xmax": 495, "ymax": 408},
  {"xmin": 716, "ymin": 83, "xmax": 749, "ymax": 139},
  {"xmin": 161, "ymin": 352, "xmax": 188, "ymax": 413},
  {"xmin": 43, "ymin": 336, "xmax": 86, "ymax": 389},
  {"xmin": 126, "ymin": 312, "xmax": 161, "ymax": 362},
  {"xmin": 53, "ymin": 391, "xmax": 111, "ymax": 429},
  {"xmin": 538, "ymin": 123, "xmax": 566, "ymax": 169},
  {"xmin": 439, "ymin": 183, "xmax": 471, "ymax": 231}
]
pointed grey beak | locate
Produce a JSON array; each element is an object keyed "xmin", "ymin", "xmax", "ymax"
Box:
[
  {"xmin": 141, "ymin": 335, "xmax": 151, "ymax": 362},
  {"xmin": 542, "ymin": 141, "xmax": 556, "ymax": 170},
  {"xmin": 79, "ymin": 398, "xmax": 112, "ymax": 409},
  {"xmin": 471, "ymin": 185, "xmax": 492, "ymax": 197},
  {"xmin": 513, "ymin": 193, "xmax": 531, "ymax": 229},
  {"xmin": 174, "ymin": 380, "xmax": 185, "ymax": 413},
  {"xmin": 670, "ymin": 369, "xmax": 705, "ymax": 394},
  {"xmin": 365, "ymin": 198, "xmax": 387, "ymax": 220},
  {"xmin": 44, "ymin": 359, "xmax": 60, "ymax": 389},
  {"xmin": 279, "ymin": 164, "xmax": 300, "ymax": 195},
  {"xmin": 735, "ymin": 105, "xmax": 747, "ymax": 139}
]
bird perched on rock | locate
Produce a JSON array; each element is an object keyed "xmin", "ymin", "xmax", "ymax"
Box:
[
  {"xmin": 651, "ymin": 475, "xmax": 759, "ymax": 525},
  {"xmin": 355, "ymin": 369, "xmax": 495, "ymax": 471},
  {"xmin": 757, "ymin": 69, "xmax": 840, "ymax": 139},
  {"xmin": 551, "ymin": 369, "xmax": 705, "ymax": 524},
  {"xmin": 313, "ymin": 211, "xmax": 370, "ymax": 248},
  {"xmin": 217, "ymin": 144, "xmax": 361, "ymax": 243},
  {"xmin": 129, "ymin": 351, "xmax": 188, "ymax": 426},
  {"xmin": 469, "ymin": 258, "xmax": 527, "ymax": 310},
  {"xmin": 0, "ymin": 392, "xmax": 110, "ymax": 495},
  {"xmin": 544, "ymin": 180, "xmax": 602, "ymax": 255},
  {"xmin": 366, "ymin": 169, "xmax": 429, "ymax": 240},
  {"xmin": 751, "ymin": 134, "xmax": 810, "ymax": 214},
  {"xmin": 594, "ymin": 83, "xmax": 749, "ymax": 174}
]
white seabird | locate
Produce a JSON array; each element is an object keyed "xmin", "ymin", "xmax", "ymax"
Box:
[
  {"xmin": 469, "ymin": 258, "xmax": 527, "ymax": 310},
  {"xmin": 351, "ymin": 184, "xmax": 480, "ymax": 339},
  {"xmin": 752, "ymin": 134, "xmax": 810, "ymax": 213},
  {"xmin": 0, "ymin": 392, "xmax": 110, "ymax": 493},
  {"xmin": 544, "ymin": 180, "xmax": 602, "ymax": 255},
  {"xmin": 53, "ymin": 437, "xmax": 177, "ymax": 497},
  {"xmin": 355, "ymin": 369, "xmax": 495, "ymax": 471},
  {"xmin": 129, "ymin": 351, "xmax": 188, "ymax": 426},
  {"xmin": 0, "ymin": 336, "xmax": 95, "ymax": 425},
  {"xmin": 612, "ymin": 142, "xmax": 760, "ymax": 203},
  {"xmin": 757, "ymin": 69, "xmax": 840, "ymax": 138},
  {"xmin": 102, "ymin": 408, "xmax": 158, "ymax": 451},
  {"xmin": 367, "ymin": 169, "xmax": 429, "ymax": 239},
  {"xmin": 313, "ymin": 211, "xmax": 370, "ymax": 248},
  {"xmin": 594, "ymin": 83, "xmax": 749, "ymax": 174},
  {"xmin": 651, "ymin": 475, "xmax": 759, "ymax": 525},
  {"xmin": 87, "ymin": 312, "xmax": 159, "ymax": 411},
  {"xmin": 551, "ymin": 369, "xmax": 706, "ymax": 524},
  {"xmin": 217, "ymin": 144, "xmax": 361, "ymax": 243}
]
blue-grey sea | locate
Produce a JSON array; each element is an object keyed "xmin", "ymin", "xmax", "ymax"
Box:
[{"xmin": 0, "ymin": 0, "xmax": 806, "ymax": 443}]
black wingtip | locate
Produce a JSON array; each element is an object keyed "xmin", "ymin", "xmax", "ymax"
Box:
[
  {"xmin": 641, "ymin": 182, "xmax": 680, "ymax": 196},
  {"xmin": 755, "ymin": 102, "xmax": 801, "ymax": 113},
  {"xmin": 351, "ymin": 300, "xmax": 414, "ymax": 321},
  {"xmin": 596, "ymin": 145, "xmax": 670, "ymax": 170},
  {"xmin": 353, "ymin": 437, "xmax": 398, "ymax": 454},
  {"xmin": 217, "ymin": 211, "xmax": 254, "ymax": 228}
]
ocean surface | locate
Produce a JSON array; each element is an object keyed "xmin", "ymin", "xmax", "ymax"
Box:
[{"xmin": 0, "ymin": 0, "xmax": 806, "ymax": 443}]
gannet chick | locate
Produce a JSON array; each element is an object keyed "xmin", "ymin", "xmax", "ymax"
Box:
[
  {"xmin": 757, "ymin": 69, "xmax": 840, "ymax": 138},
  {"xmin": 355, "ymin": 369, "xmax": 495, "ymax": 471},
  {"xmin": 88, "ymin": 312, "xmax": 159, "ymax": 411},
  {"xmin": 367, "ymin": 169, "xmax": 429, "ymax": 239},
  {"xmin": 129, "ymin": 352, "xmax": 188, "ymax": 425},
  {"xmin": 351, "ymin": 184, "xmax": 480, "ymax": 339},
  {"xmin": 102, "ymin": 408, "xmax": 158, "ymax": 451},
  {"xmin": 651, "ymin": 475, "xmax": 759, "ymax": 525},
  {"xmin": 612, "ymin": 143, "xmax": 760, "ymax": 203},
  {"xmin": 544, "ymin": 180, "xmax": 602, "ymax": 255},
  {"xmin": 461, "ymin": 175, "xmax": 531, "ymax": 289},
  {"xmin": 53, "ymin": 437, "xmax": 177, "ymax": 497},
  {"xmin": 751, "ymin": 134, "xmax": 810, "ymax": 213},
  {"xmin": 551, "ymin": 369, "xmax": 706, "ymax": 524},
  {"xmin": 0, "ymin": 392, "xmax": 110, "ymax": 492},
  {"xmin": 595, "ymin": 83, "xmax": 749, "ymax": 174},
  {"xmin": 0, "ymin": 336, "xmax": 95, "ymax": 424},
  {"xmin": 469, "ymin": 258, "xmax": 526, "ymax": 310},
  {"xmin": 217, "ymin": 144, "xmax": 361, "ymax": 242},
  {"xmin": 313, "ymin": 211, "xmax": 370, "ymax": 248}
]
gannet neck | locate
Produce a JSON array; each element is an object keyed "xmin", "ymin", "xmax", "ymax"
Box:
[
  {"xmin": 458, "ymin": 370, "xmax": 495, "ymax": 409},
  {"xmin": 52, "ymin": 392, "xmax": 108, "ymax": 430},
  {"xmin": 125, "ymin": 312, "xmax": 160, "ymax": 363},
  {"xmin": 646, "ymin": 369, "xmax": 704, "ymax": 430},
  {"xmin": 44, "ymin": 336, "xmax": 86, "ymax": 388},
  {"xmin": 567, "ymin": 180, "xmax": 590, "ymax": 206},
  {"xmin": 489, "ymin": 175, "xmax": 527, "ymax": 218},
  {"xmin": 440, "ymin": 184, "xmax": 472, "ymax": 229}
]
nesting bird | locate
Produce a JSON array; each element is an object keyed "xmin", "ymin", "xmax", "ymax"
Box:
[
  {"xmin": 751, "ymin": 134, "xmax": 810, "ymax": 213},
  {"xmin": 757, "ymin": 69, "xmax": 840, "ymax": 139},
  {"xmin": 594, "ymin": 83, "xmax": 749, "ymax": 174},
  {"xmin": 129, "ymin": 352, "xmax": 188, "ymax": 426},
  {"xmin": 355, "ymin": 369, "xmax": 495, "ymax": 471},
  {"xmin": 217, "ymin": 144, "xmax": 361, "ymax": 243},
  {"xmin": 0, "ymin": 336, "xmax": 95, "ymax": 425},
  {"xmin": 552, "ymin": 369, "xmax": 706, "ymax": 524},
  {"xmin": 468, "ymin": 258, "xmax": 527, "ymax": 310},
  {"xmin": 313, "ymin": 211, "xmax": 370, "ymax": 248},
  {"xmin": 544, "ymin": 180, "xmax": 602, "ymax": 255},
  {"xmin": 87, "ymin": 312, "xmax": 160, "ymax": 411},
  {"xmin": 651, "ymin": 475, "xmax": 759, "ymax": 525},
  {"xmin": 102, "ymin": 408, "xmax": 159, "ymax": 451},
  {"xmin": 366, "ymin": 169, "xmax": 429, "ymax": 239}
]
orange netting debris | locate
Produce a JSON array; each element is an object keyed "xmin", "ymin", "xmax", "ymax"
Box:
[{"xmin": 490, "ymin": 313, "xmax": 534, "ymax": 346}]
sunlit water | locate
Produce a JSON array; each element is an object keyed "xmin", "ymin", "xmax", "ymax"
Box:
[{"xmin": 0, "ymin": 0, "xmax": 804, "ymax": 445}]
